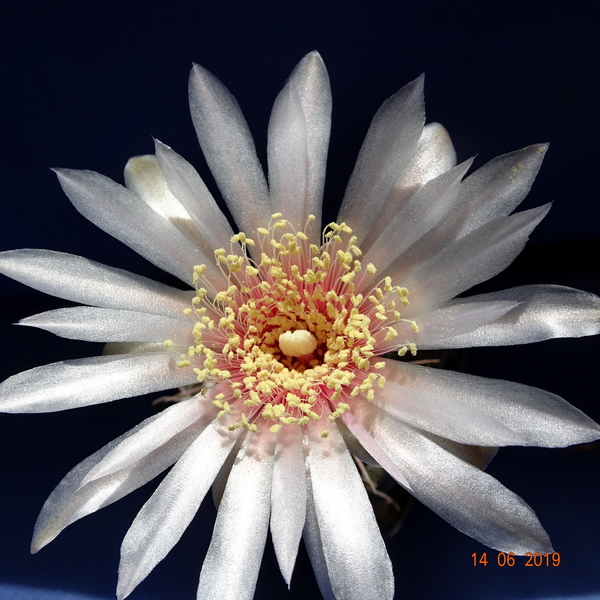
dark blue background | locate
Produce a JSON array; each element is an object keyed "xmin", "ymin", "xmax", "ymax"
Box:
[{"xmin": 1, "ymin": 2, "xmax": 599, "ymax": 599}]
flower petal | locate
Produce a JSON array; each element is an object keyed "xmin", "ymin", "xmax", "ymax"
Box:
[
  {"xmin": 306, "ymin": 420, "xmax": 394, "ymax": 600},
  {"xmin": 338, "ymin": 75, "xmax": 425, "ymax": 243},
  {"xmin": 362, "ymin": 403, "xmax": 553, "ymax": 554},
  {"xmin": 196, "ymin": 431, "xmax": 275, "ymax": 600},
  {"xmin": 455, "ymin": 143, "xmax": 549, "ymax": 238},
  {"xmin": 386, "ymin": 300, "xmax": 518, "ymax": 351},
  {"xmin": 268, "ymin": 51, "xmax": 331, "ymax": 241},
  {"xmin": 270, "ymin": 424, "xmax": 307, "ymax": 585},
  {"xmin": 431, "ymin": 284, "xmax": 600, "ymax": 347},
  {"xmin": 373, "ymin": 359, "xmax": 600, "ymax": 447},
  {"xmin": 0, "ymin": 249, "xmax": 192, "ymax": 316},
  {"xmin": 189, "ymin": 64, "xmax": 271, "ymax": 237},
  {"xmin": 399, "ymin": 203, "xmax": 551, "ymax": 315},
  {"xmin": 154, "ymin": 140, "xmax": 236, "ymax": 251},
  {"xmin": 117, "ymin": 421, "xmax": 240, "ymax": 600},
  {"xmin": 302, "ymin": 470, "xmax": 336, "ymax": 600},
  {"xmin": 19, "ymin": 306, "xmax": 193, "ymax": 343},
  {"xmin": 362, "ymin": 159, "xmax": 473, "ymax": 276},
  {"xmin": 359, "ymin": 122, "xmax": 457, "ymax": 253},
  {"xmin": 81, "ymin": 388, "xmax": 222, "ymax": 485},
  {"xmin": 31, "ymin": 411, "xmax": 205, "ymax": 553},
  {"xmin": 55, "ymin": 168, "xmax": 225, "ymax": 290},
  {"xmin": 0, "ymin": 353, "xmax": 194, "ymax": 413}
]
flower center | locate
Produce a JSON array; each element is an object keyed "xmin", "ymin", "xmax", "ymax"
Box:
[{"xmin": 173, "ymin": 215, "xmax": 418, "ymax": 435}]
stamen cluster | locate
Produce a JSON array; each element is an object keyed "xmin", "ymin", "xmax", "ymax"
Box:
[{"xmin": 173, "ymin": 215, "xmax": 418, "ymax": 434}]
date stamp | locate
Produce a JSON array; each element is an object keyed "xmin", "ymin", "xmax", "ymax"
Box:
[{"xmin": 472, "ymin": 552, "xmax": 561, "ymax": 567}]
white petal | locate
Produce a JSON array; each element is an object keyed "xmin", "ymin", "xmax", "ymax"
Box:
[
  {"xmin": 338, "ymin": 75, "xmax": 425, "ymax": 243},
  {"xmin": 32, "ymin": 411, "xmax": 205, "ymax": 552},
  {"xmin": 387, "ymin": 300, "xmax": 518, "ymax": 351},
  {"xmin": 455, "ymin": 143, "xmax": 549, "ymax": 238},
  {"xmin": 373, "ymin": 359, "xmax": 600, "ymax": 447},
  {"xmin": 19, "ymin": 306, "xmax": 193, "ymax": 343},
  {"xmin": 117, "ymin": 421, "xmax": 240, "ymax": 600},
  {"xmin": 55, "ymin": 168, "xmax": 225, "ymax": 290},
  {"xmin": 196, "ymin": 431, "xmax": 275, "ymax": 600},
  {"xmin": 362, "ymin": 159, "xmax": 473, "ymax": 275},
  {"xmin": 154, "ymin": 140, "xmax": 236, "ymax": 250},
  {"xmin": 189, "ymin": 64, "xmax": 271, "ymax": 237},
  {"xmin": 302, "ymin": 470, "xmax": 336, "ymax": 600},
  {"xmin": 431, "ymin": 284, "xmax": 600, "ymax": 348},
  {"xmin": 82, "ymin": 388, "xmax": 222, "ymax": 485},
  {"xmin": 399, "ymin": 204, "xmax": 551, "ymax": 315},
  {"xmin": 0, "ymin": 249, "xmax": 192, "ymax": 316},
  {"xmin": 362, "ymin": 403, "xmax": 553, "ymax": 553},
  {"xmin": 268, "ymin": 51, "xmax": 331, "ymax": 241},
  {"xmin": 0, "ymin": 352, "xmax": 194, "ymax": 413},
  {"xmin": 270, "ymin": 425, "xmax": 307, "ymax": 585},
  {"xmin": 360, "ymin": 122, "xmax": 456, "ymax": 252},
  {"xmin": 306, "ymin": 420, "xmax": 394, "ymax": 600},
  {"xmin": 340, "ymin": 410, "xmax": 412, "ymax": 490}
]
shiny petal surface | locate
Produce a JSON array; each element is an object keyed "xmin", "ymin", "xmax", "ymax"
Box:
[
  {"xmin": 399, "ymin": 203, "xmax": 551, "ymax": 314},
  {"xmin": 55, "ymin": 168, "xmax": 225, "ymax": 289},
  {"xmin": 373, "ymin": 359, "xmax": 600, "ymax": 446},
  {"xmin": 338, "ymin": 75, "xmax": 425, "ymax": 243},
  {"xmin": 455, "ymin": 144, "xmax": 548, "ymax": 238},
  {"xmin": 19, "ymin": 306, "xmax": 192, "ymax": 343},
  {"xmin": 196, "ymin": 432, "xmax": 275, "ymax": 600},
  {"xmin": 270, "ymin": 425, "xmax": 307, "ymax": 585},
  {"xmin": 189, "ymin": 64, "xmax": 271, "ymax": 236},
  {"xmin": 0, "ymin": 249, "xmax": 191, "ymax": 315},
  {"xmin": 117, "ymin": 422, "xmax": 239, "ymax": 600},
  {"xmin": 154, "ymin": 140, "xmax": 236, "ymax": 251},
  {"xmin": 432, "ymin": 284, "xmax": 600, "ymax": 347},
  {"xmin": 82, "ymin": 389, "xmax": 221, "ymax": 485},
  {"xmin": 360, "ymin": 122, "xmax": 457, "ymax": 252},
  {"xmin": 32, "ymin": 412, "xmax": 205, "ymax": 552},
  {"xmin": 0, "ymin": 353, "xmax": 193, "ymax": 413},
  {"xmin": 363, "ymin": 159, "xmax": 472, "ymax": 274},
  {"xmin": 268, "ymin": 51, "xmax": 331, "ymax": 240},
  {"xmin": 306, "ymin": 420, "xmax": 394, "ymax": 600},
  {"xmin": 362, "ymin": 403, "xmax": 553, "ymax": 554},
  {"xmin": 302, "ymin": 470, "xmax": 336, "ymax": 600}
]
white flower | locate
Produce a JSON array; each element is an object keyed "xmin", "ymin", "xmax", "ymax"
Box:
[{"xmin": 1, "ymin": 51, "xmax": 600, "ymax": 600}]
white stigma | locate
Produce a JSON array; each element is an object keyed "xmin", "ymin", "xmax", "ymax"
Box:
[{"xmin": 278, "ymin": 330, "xmax": 318, "ymax": 357}]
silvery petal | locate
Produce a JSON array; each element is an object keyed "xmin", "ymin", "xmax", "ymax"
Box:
[
  {"xmin": 32, "ymin": 412, "xmax": 205, "ymax": 552},
  {"xmin": 400, "ymin": 203, "xmax": 551, "ymax": 315},
  {"xmin": 455, "ymin": 144, "xmax": 549, "ymax": 238},
  {"xmin": 19, "ymin": 306, "xmax": 193, "ymax": 343},
  {"xmin": 268, "ymin": 51, "xmax": 331, "ymax": 241},
  {"xmin": 432, "ymin": 285, "xmax": 600, "ymax": 348},
  {"xmin": 0, "ymin": 249, "xmax": 192, "ymax": 316},
  {"xmin": 338, "ymin": 75, "xmax": 425, "ymax": 244},
  {"xmin": 372, "ymin": 359, "xmax": 600, "ymax": 447},
  {"xmin": 306, "ymin": 420, "xmax": 394, "ymax": 600},
  {"xmin": 0, "ymin": 353, "xmax": 194, "ymax": 413},
  {"xmin": 362, "ymin": 403, "xmax": 553, "ymax": 553},
  {"xmin": 82, "ymin": 387, "xmax": 223, "ymax": 485},
  {"xmin": 55, "ymin": 168, "xmax": 225, "ymax": 290},
  {"xmin": 154, "ymin": 140, "xmax": 236, "ymax": 251},
  {"xmin": 117, "ymin": 421, "xmax": 240, "ymax": 600},
  {"xmin": 270, "ymin": 424, "xmax": 307, "ymax": 585},
  {"xmin": 189, "ymin": 64, "xmax": 271, "ymax": 237},
  {"xmin": 360, "ymin": 122, "xmax": 456, "ymax": 252},
  {"xmin": 302, "ymin": 469, "xmax": 336, "ymax": 600},
  {"xmin": 362, "ymin": 159, "xmax": 473, "ymax": 274},
  {"xmin": 196, "ymin": 431, "xmax": 275, "ymax": 600},
  {"xmin": 388, "ymin": 300, "xmax": 518, "ymax": 351}
]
